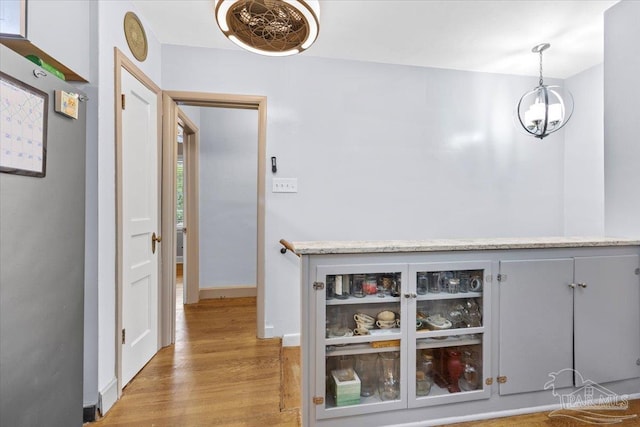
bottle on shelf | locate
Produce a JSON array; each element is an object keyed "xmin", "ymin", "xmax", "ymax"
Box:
[
  {"xmin": 447, "ymin": 350, "xmax": 463, "ymax": 393},
  {"xmin": 416, "ymin": 351, "xmax": 434, "ymax": 396}
]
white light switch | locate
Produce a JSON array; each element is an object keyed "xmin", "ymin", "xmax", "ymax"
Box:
[{"xmin": 272, "ymin": 178, "xmax": 298, "ymax": 193}]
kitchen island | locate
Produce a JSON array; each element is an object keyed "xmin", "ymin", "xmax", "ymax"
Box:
[{"xmin": 293, "ymin": 237, "xmax": 640, "ymax": 426}]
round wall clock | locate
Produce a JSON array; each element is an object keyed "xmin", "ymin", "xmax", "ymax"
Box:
[{"xmin": 124, "ymin": 12, "xmax": 148, "ymax": 62}]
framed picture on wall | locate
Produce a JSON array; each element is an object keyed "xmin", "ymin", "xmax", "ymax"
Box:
[{"xmin": 0, "ymin": 71, "xmax": 48, "ymax": 178}]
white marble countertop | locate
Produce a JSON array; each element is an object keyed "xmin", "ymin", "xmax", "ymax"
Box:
[{"xmin": 290, "ymin": 236, "xmax": 640, "ymax": 255}]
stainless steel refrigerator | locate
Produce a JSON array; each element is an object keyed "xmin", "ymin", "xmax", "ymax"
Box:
[{"xmin": 0, "ymin": 44, "xmax": 85, "ymax": 426}]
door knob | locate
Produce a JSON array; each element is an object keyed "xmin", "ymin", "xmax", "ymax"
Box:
[
  {"xmin": 577, "ymin": 282, "xmax": 587, "ymax": 288},
  {"xmin": 568, "ymin": 283, "xmax": 576, "ymax": 289},
  {"xmin": 152, "ymin": 232, "xmax": 162, "ymax": 254}
]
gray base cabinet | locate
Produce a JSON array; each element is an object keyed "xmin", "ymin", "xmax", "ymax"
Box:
[
  {"xmin": 499, "ymin": 255, "xmax": 640, "ymax": 396},
  {"xmin": 299, "ymin": 242, "xmax": 640, "ymax": 426}
]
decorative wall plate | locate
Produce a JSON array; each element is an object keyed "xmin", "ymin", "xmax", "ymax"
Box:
[{"xmin": 124, "ymin": 12, "xmax": 148, "ymax": 62}]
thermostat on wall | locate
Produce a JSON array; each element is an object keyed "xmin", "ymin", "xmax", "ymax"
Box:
[{"xmin": 54, "ymin": 90, "xmax": 79, "ymax": 119}]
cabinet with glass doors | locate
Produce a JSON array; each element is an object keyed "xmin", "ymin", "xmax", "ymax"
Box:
[
  {"xmin": 407, "ymin": 261, "xmax": 492, "ymax": 407},
  {"xmin": 311, "ymin": 261, "xmax": 492, "ymax": 421}
]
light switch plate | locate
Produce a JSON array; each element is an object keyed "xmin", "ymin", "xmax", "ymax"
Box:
[{"xmin": 272, "ymin": 178, "xmax": 298, "ymax": 193}]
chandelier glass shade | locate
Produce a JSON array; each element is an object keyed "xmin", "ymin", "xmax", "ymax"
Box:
[
  {"xmin": 517, "ymin": 43, "xmax": 573, "ymax": 139},
  {"xmin": 214, "ymin": 0, "xmax": 320, "ymax": 57}
]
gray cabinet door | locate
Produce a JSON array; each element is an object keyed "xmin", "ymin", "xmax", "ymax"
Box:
[
  {"xmin": 498, "ymin": 259, "xmax": 574, "ymax": 395},
  {"xmin": 574, "ymin": 255, "xmax": 640, "ymax": 384}
]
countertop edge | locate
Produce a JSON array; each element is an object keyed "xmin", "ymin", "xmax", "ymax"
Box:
[{"xmin": 290, "ymin": 238, "xmax": 640, "ymax": 255}]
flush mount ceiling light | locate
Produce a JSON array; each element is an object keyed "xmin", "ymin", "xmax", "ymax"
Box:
[
  {"xmin": 517, "ymin": 43, "xmax": 574, "ymax": 139},
  {"xmin": 214, "ymin": 0, "xmax": 320, "ymax": 57}
]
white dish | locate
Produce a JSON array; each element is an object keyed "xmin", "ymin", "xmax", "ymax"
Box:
[
  {"xmin": 327, "ymin": 328, "xmax": 354, "ymax": 338},
  {"xmin": 425, "ymin": 315, "xmax": 452, "ymax": 330}
]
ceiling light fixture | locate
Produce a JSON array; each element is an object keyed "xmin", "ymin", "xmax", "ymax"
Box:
[
  {"xmin": 214, "ymin": 0, "xmax": 320, "ymax": 57},
  {"xmin": 517, "ymin": 43, "xmax": 574, "ymax": 139}
]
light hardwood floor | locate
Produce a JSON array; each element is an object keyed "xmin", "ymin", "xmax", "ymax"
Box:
[
  {"xmin": 92, "ymin": 279, "xmax": 300, "ymax": 426},
  {"xmin": 91, "ymin": 273, "xmax": 638, "ymax": 426}
]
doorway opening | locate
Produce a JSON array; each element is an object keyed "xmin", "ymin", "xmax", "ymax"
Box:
[{"xmin": 160, "ymin": 91, "xmax": 267, "ymax": 347}]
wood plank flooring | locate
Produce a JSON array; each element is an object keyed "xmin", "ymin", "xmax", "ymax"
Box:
[
  {"xmin": 91, "ymin": 277, "xmax": 638, "ymax": 426},
  {"xmin": 92, "ymin": 292, "xmax": 300, "ymax": 426}
]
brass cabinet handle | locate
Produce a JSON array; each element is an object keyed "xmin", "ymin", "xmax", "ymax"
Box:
[{"xmin": 152, "ymin": 232, "xmax": 162, "ymax": 254}]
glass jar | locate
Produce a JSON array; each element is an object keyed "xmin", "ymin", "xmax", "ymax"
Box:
[
  {"xmin": 336, "ymin": 354, "xmax": 354, "ymax": 371},
  {"xmin": 460, "ymin": 350, "xmax": 480, "ymax": 391},
  {"xmin": 447, "ymin": 278, "xmax": 460, "ymax": 294},
  {"xmin": 363, "ymin": 274, "xmax": 377, "ymax": 295},
  {"xmin": 428, "ymin": 272, "xmax": 441, "ymax": 293},
  {"xmin": 440, "ymin": 271, "xmax": 454, "ymax": 292},
  {"xmin": 416, "ymin": 353, "xmax": 434, "ymax": 396},
  {"xmin": 417, "ymin": 273, "xmax": 428, "ymax": 295},
  {"xmin": 355, "ymin": 353, "xmax": 378, "ymax": 397},
  {"xmin": 378, "ymin": 352, "xmax": 400, "ymax": 401},
  {"xmin": 458, "ymin": 272, "xmax": 470, "ymax": 293},
  {"xmin": 352, "ymin": 274, "xmax": 365, "ymax": 298}
]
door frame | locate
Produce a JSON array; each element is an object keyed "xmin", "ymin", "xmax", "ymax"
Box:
[
  {"xmin": 114, "ymin": 48, "xmax": 163, "ymax": 396},
  {"xmin": 161, "ymin": 91, "xmax": 267, "ymax": 345},
  {"xmin": 177, "ymin": 109, "xmax": 200, "ymax": 305}
]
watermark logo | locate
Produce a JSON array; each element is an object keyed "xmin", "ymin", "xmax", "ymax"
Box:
[{"xmin": 544, "ymin": 368, "xmax": 637, "ymax": 424}]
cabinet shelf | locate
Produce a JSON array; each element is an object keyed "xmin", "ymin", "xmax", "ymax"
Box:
[
  {"xmin": 416, "ymin": 335, "xmax": 482, "ymax": 349},
  {"xmin": 324, "ymin": 393, "xmax": 400, "ymax": 410},
  {"xmin": 326, "ymin": 294, "xmax": 401, "ymax": 305},
  {"xmin": 326, "ymin": 343, "xmax": 400, "ymax": 356},
  {"xmin": 416, "ymin": 383, "xmax": 485, "ymax": 403},
  {"xmin": 326, "ymin": 329, "xmax": 401, "ymax": 346},
  {"xmin": 415, "ymin": 327, "xmax": 484, "ymax": 340},
  {"xmin": 416, "ymin": 291, "xmax": 482, "ymax": 301}
]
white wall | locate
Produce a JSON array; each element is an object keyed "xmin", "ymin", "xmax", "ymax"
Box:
[
  {"xmin": 179, "ymin": 105, "xmax": 201, "ymax": 128},
  {"xmin": 199, "ymin": 108, "xmax": 258, "ymax": 288},
  {"xmin": 604, "ymin": 0, "xmax": 640, "ymax": 238},
  {"xmin": 564, "ymin": 64, "xmax": 605, "ymax": 236},
  {"xmin": 95, "ymin": 0, "xmax": 163, "ymax": 411},
  {"xmin": 162, "ymin": 45, "xmax": 568, "ymax": 338}
]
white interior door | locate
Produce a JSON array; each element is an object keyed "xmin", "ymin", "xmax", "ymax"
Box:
[{"xmin": 121, "ymin": 68, "xmax": 159, "ymax": 386}]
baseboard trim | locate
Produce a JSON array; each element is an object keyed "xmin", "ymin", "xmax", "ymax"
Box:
[
  {"xmin": 200, "ymin": 285, "xmax": 257, "ymax": 299},
  {"xmin": 83, "ymin": 404, "xmax": 97, "ymax": 423},
  {"xmin": 98, "ymin": 377, "xmax": 118, "ymax": 416},
  {"xmin": 262, "ymin": 324, "xmax": 275, "ymax": 339},
  {"xmin": 282, "ymin": 333, "xmax": 300, "ymax": 347},
  {"xmin": 391, "ymin": 393, "xmax": 640, "ymax": 427}
]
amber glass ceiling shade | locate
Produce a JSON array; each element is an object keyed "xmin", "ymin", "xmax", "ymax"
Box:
[{"xmin": 214, "ymin": 0, "xmax": 320, "ymax": 56}]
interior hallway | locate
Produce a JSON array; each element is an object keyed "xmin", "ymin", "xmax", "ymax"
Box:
[{"xmin": 91, "ymin": 269, "xmax": 301, "ymax": 426}]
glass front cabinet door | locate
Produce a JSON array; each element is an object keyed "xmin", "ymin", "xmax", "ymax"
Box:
[
  {"xmin": 315, "ymin": 264, "xmax": 409, "ymax": 419},
  {"xmin": 313, "ymin": 261, "xmax": 492, "ymax": 421},
  {"xmin": 408, "ymin": 261, "xmax": 492, "ymax": 407}
]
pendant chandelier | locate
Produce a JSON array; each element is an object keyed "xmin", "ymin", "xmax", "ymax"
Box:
[
  {"xmin": 214, "ymin": 0, "xmax": 320, "ymax": 57},
  {"xmin": 517, "ymin": 43, "xmax": 574, "ymax": 139}
]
